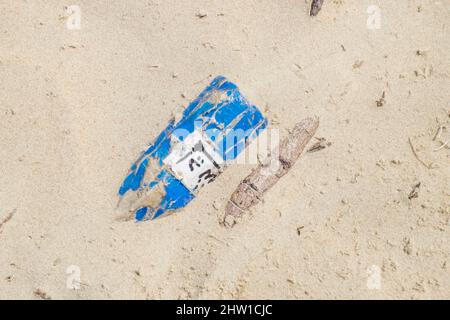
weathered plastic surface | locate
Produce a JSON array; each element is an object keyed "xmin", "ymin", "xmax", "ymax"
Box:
[{"xmin": 118, "ymin": 76, "xmax": 267, "ymax": 221}]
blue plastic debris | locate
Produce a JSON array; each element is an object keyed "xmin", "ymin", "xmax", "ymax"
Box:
[{"xmin": 118, "ymin": 76, "xmax": 268, "ymax": 221}]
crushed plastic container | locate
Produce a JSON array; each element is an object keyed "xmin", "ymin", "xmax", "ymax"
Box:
[{"xmin": 118, "ymin": 76, "xmax": 268, "ymax": 221}]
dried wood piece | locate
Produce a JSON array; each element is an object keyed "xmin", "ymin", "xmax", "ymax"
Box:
[
  {"xmin": 222, "ymin": 117, "xmax": 319, "ymax": 227},
  {"xmin": 310, "ymin": 0, "xmax": 324, "ymax": 16}
]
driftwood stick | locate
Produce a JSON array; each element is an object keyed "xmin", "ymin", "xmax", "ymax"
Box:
[
  {"xmin": 310, "ymin": 0, "xmax": 324, "ymax": 16},
  {"xmin": 222, "ymin": 117, "xmax": 320, "ymax": 227}
]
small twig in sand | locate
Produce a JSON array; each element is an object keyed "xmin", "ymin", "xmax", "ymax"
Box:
[
  {"xmin": 434, "ymin": 140, "xmax": 449, "ymax": 152},
  {"xmin": 432, "ymin": 116, "xmax": 449, "ymax": 151},
  {"xmin": 376, "ymin": 91, "xmax": 386, "ymax": 107},
  {"xmin": 34, "ymin": 289, "xmax": 51, "ymax": 300},
  {"xmin": 408, "ymin": 182, "xmax": 421, "ymax": 200},
  {"xmin": 408, "ymin": 137, "xmax": 432, "ymax": 169},
  {"xmin": 432, "ymin": 125, "xmax": 443, "ymax": 141},
  {"xmin": 0, "ymin": 209, "xmax": 16, "ymax": 232},
  {"xmin": 310, "ymin": 0, "xmax": 324, "ymax": 16},
  {"xmin": 307, "ymin": 137, "xmax": 331, "ymax": 153}
]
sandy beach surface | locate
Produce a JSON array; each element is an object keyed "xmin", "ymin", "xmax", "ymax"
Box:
[{"xmin": 1, "ymin": 0, "xmax": 449, "ymax": 299}]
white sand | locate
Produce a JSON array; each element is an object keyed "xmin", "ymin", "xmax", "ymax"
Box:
[{"xmin": 0, "ymin": 0, "xmax": 449, "ymax": 299}]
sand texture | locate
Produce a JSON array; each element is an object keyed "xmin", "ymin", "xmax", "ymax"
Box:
[{"xmin": 0, "ymin": 1, "xmax": 449, "ymax": 299}]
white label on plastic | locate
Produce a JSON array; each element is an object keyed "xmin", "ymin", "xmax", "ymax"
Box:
[{"xmin": 163, "ymin": 130, "xmax": 224, "ymax": 193}]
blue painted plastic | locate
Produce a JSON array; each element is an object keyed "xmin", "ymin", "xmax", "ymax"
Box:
[{"xmin": 118, "ymin": 76, "xmax": 267, "ymax": 221}]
